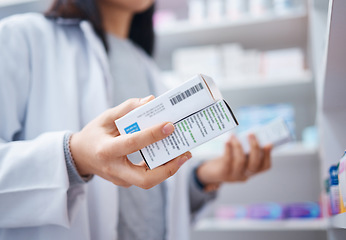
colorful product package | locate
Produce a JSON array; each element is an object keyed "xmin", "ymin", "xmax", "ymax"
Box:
[
  {"xmin": 329, "ymin": 164, "xmax": 341, "ymax": 215},
  {"xmin": 247, "ymin": 203, "xmax": 285, "ymax": 220},
  {"xmin": 284, "ymin": 202, "xmax": 321, "ymax": 219},
  {"xmin": 338, "ymin": 151, "xmax": 346, "ymax": 213},
  {"xmin": 215, "ymin": 205, "xmax": 247, "ymax": 219}
]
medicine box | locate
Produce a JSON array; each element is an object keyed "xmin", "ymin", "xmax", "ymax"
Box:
[
  {"xmin": 115, "ymin": 74, "xmax": 238, "ymax": 169},
  {"xmin": 237, "ymin": 117, "xmax": 293, "ymax": 153}
]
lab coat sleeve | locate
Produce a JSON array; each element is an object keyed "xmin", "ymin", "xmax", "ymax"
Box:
[
  {"xmin": 188, "ymin": 163, "xmax": 217, "ymax": 223},
  {"xmin": 0, "ymin": 18, "xmax": 72, "ymax": 228},
  {"xmin": 189, "ymin": 165, "xmax": 217, "ymax": 215}
]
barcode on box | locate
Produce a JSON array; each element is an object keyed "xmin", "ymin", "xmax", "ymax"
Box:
[{"xmin": 170, "ymin": 83, "xmax": 204, "ymax": 106}]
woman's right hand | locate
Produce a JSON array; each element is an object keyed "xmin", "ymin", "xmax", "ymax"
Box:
[{"xmin": 70, "ymin": 96, "xmax": 192, "ymax": 189}]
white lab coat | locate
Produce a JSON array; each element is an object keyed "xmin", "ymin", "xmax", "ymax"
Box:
[{"xmin": 0, "ymin": 13, "xmax": 195, "ymax": 240}]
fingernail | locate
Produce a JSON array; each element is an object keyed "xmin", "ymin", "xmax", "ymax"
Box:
[
  {"xmin": 186, "ymin": 152, "xmax": 192, "ymax": 159},
  {"xmin": 178, "ymin": 156, "xmax": 188, "ymax": 166},
  {"xmin": 162, "ymin": 123, "xmax": 174, "ymax": 135},
  {"xmin": 140, "ymin": 95, "xmax": 153, "ymax": 104}
]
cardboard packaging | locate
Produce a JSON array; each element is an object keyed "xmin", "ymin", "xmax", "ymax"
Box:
[
  {"xmin": 237, "ymin": 117, "xmax": 293, "ymax": 153},
  {"xmin": 338, "ymin": 151, "xmax": 346, "ymax": 212},
  {"xmin": 115, "ymin": 74, "xmax": 238, "ymax": 169}
]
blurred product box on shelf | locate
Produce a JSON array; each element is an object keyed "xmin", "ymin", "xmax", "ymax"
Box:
[
  {"xmin": 235, "ymin": 104, "xmax": 295, "ymax": 153},
  {"xmin": 215, "ymin": 205, "xmax": 247, "ymax": 219},
  {"xmin": 263, "ymin": 48, "xmax": 304, "ymax": 78},
  {"xmin": 172, "ymin": 44, "xmax": 306, "ymax": 87},
  {"xmin": 188, "ymin": 0, "xmax": 206, "ymax": 23},
  {"xmin": 235, "ymin": 103, "xmax": 295, "ymax": 137},
  {"xmin": 115, "ymin": 74, "xmax": 238, "ymax": 169},
  {"xmin": 172, "ymin": 45, "xmax": 224, "ymax": 85},
  {"xmin": 223, "ymin": 45, "xmax": 305, "ymax": 84},
  {"xmin": 249, "ymin": 0, "xmax": 273, "ymax": 17},
  {"xmin": 329, "ymin": 164, "xmax": 341, "ymax": 215},
  {"xmin": 185, "ymin": 0, "xmax": 301, "ymax": 24},
  {"xmin": 284, "ymin": 202, "xmax": 321, "ymax": 219},
  {"xmin": 302, "ymin": 125, "xmax": 318, "ymax": 148},
  {"xmin": 215, "ymin": 202, "xmax": 321, "ymax": 220},
  {"xmin": 273, "ymin": 0, "xmax": 296, "ymax": 15},
  {"xmin": 153, "ymin": 10, "xmax": 177, "ymax": 30},
  {"xmin": 338, "ymin": 151, "xmax": 346, "ymax": 213},
  {"xmin": 225, "ymin": 0, "xmax": 248, "ymax": 20},
  {"xmin": 207, "ymin": 0, "xmax": 224, "ymax": 21},
  {"xmin": 222, "ymin": 43, "xmax": 263, "ymax": 84},
  {"xmin": 237, "ymin": 117, "xmax": 293, "ymax": 153},
  {"xmin": 247, "ymin": 203, "xmax": 285, "ymax": 220},
  {"xmin": 323, "ymin": 178, "xmax": 332, "ymax": 217}
]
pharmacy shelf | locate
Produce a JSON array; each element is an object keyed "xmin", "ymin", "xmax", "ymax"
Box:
[
  {"xmin": 194, "ymin": 218, "xmax": 328, "ymax": 231},
  {"xmin": 219, "ymin": 73, "xmax": 315, "ymax": 142},
  {"xmin": 0, "ymin": 0, "xmax": 36, "ymax": 7},
  {"xmin": 219, "ymin": 72, "xmax": 312, "ymax": 91},
  {"xmin": 164, "ymin": 71, "xmax": 313, "ymax": 96},
  {"xmin": 318, "ymin": 0, "xmax": 346, "ymax": 111},
  {"xmin": 191, "ymin": 141, "xmax": 318, "ymax": 161},
  {"xmin": 156, "ymin": 11, "xmax": 307, "ymax": 40},
  {"xmin": 330, "ymin": 213, "xmax": 346, "ymax": 229},
  {"xmin": 0, "ymin": 0, "xmax": 47, "ymax": 20},
  {"xmin": 314, "ymin": 2, "xmax": 346, "ymax": 240},
  {"xmin": 271, "ymin": 142, "xmax": 318, "ymax": 158},
  {"xmin": 155, "ymin": 11, "xmax": 308, "ymax": 60}
]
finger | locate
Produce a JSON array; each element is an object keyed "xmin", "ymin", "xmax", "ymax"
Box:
[
  {"xmin": 246, "ymin": 134, "xmax": 262, "ymax": 175},
  {"xmin": 105, "ymin": 95, "xmax": 155, "ymax": 123},
  {"xmin": 113, "ymin": 121, "xmax": 175, "ymax": 156},
  {"xmin": 124, "ymin": 152, "xmax": 192, "ymax": 189},
  {"xmin": 259, "ymin": 144, "xmax": 272, "ymax": 172},
  {"xmin": 230, "ymin": 136, "xmax": 247, "ymax": 178},
  {"xmin": 221, "ymin": 139, "xmax": 234, "ymax": 175},
  {"xmin": 223, "ymin": 135, "xmax": 233, "ymax": 158}
]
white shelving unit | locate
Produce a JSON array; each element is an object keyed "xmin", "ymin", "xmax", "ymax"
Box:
[
  {"xmin": 330, "ymin": 213, "xmax": 346, "ymax": 229},
  {"xmin": 156, "ymin": 11, "xmax": 307, "ymax": 41},
  {"xmin": 219, "ymin": 71, "xmax": 312, "ymax": 91},
  {"xmin": 191, "ymin": 141, "xmax": 317, "ymax": 161},
  {"xmin": 195, "ymin": 218, "xmax": 328, "ymax": 231},
  {"xmin": 0, "ymin": 0, "xmax": 48, "ymax": 19},
  {"xmin": 314, "ymin": 0, "xmax": 346, "ymax": 238},
  {"xmin": 155, "ymin": 0, "xmax": 315, "ymax": 140},
  {"xmin": 155, "ymin": 10, "xmax": 309, "ymax": 70},
  {"xmin": 219, "ymin": 72, "xmax": 315, "ymax": 136},
  {"xmin": 0, "ymin": 0, "xmax": 36, "ymax": 7}
]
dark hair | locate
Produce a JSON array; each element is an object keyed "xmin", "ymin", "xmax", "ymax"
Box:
[{"xmin": 45, "ymin": 0, "xmax": 155, "ymax": 56}]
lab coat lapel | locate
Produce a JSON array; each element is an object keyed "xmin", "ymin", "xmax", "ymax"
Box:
[{"xmin": 80, "ymin": 21, "xmax": 113, "ymax": 107}]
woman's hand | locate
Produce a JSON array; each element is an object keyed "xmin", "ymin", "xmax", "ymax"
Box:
[
  {"xmin": 70, "ymin": 96, "xmax": 192, "ymax": 189},
  {"xmin": 196, "ymin": 134, "xmax": 272, "ymax": 191}
]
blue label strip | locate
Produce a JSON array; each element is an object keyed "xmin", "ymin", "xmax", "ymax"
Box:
[{"xmin": 124, "ymin": 122, "xmax": 140, "ymax": 134}]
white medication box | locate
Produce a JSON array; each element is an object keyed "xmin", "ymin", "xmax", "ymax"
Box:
[
  {"xmin": 237, "ymin": 117, "xmax": 293, "ymax": 153},
  {"xmin": 115, "ymin": 74, "xmax": 238, "ymax": 169}
]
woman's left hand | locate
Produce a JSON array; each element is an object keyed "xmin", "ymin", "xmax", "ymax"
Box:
[{"xmin": 195, "ymin": 134, "xmax": 272, "ymax": 192}]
